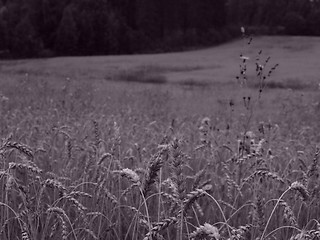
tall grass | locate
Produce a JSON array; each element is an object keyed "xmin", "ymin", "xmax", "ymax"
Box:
[{"xmin": 1, "ymin": 33, "xmax": 320, "ymax": 240}]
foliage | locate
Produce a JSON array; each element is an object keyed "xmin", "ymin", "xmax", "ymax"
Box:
[
  {"xmin": 54, "ymin": 5, "xmax": 78, "ymax": 55},
  {"xmin": 283, "ymin": 12, "xmax": 307, "ymax": 35},
  {"xmin": 2, "ymin": 0, "xmax": 320, "ymax": 58}
]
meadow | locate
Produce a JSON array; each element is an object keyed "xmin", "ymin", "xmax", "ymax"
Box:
[{"xmin": 0, "ymin": 36, "xmax": 320, "ymax": 240}]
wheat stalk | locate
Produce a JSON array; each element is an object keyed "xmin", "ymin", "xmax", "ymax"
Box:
[
  {"xmin": 113, "ymin": 168, "xmax": 141, "ymax": 185},
  {"xmin": 46, "ymin": 207, "xmax": 76, "ymax": 240},
  {"xmin": 5, "ymin": 141, "xmax": 34, "ymax": 159},
  {"xmin": 261, "ymin": 181, "xmax": 308, "ymax": 240},
  {"xmin": 182, "ymin": 184, "xmax": 212, "ymax": 214},
  {"xmin": 143, "ymin": 217, "xmax": 178, "ymax": 240},
  {"xmin": 142, "ymin": 145, "xmax": 169, "ymax": 197},
  {"xmin": 230, "ymin": 224, "xmax": 252, "ymax": 240},
  {"xmin": 243, "ymin": 170, "xmax": 284, "ymax": 184},
  {"xmin": 190, "ymin": 223, "xmax": 220, "ymax": 239},
  {"xmin": 279, "ymin": 200, "xmax": 297, "ymax": 227},
  {"xmin": 8, "ymin": 162, "xmax": 42, "ymax": 175}
]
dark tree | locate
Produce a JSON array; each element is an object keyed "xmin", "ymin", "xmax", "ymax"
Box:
[
  {"xmin": 283, "ymin": 11, "xmax": 307, "ymax": 35},
  {"xmin": 0, "ymin": 9, "xmax": 8, "ymax": 52},
  {"xmin": 11, "ymin": 15, "xmax": 42, "ymax": 57},
  {"xmin": 136, "ymin": 0, "xmax": 164, "ymax": 40},
  {"xmin": 54, "ymin": 5, "xmax": 78, "ymax": 55},
  {"xmin": 0, "ymin": 0, "xmax": 318, "ymax": 58},
  {"xmin": 41, "ymin": 0, "xmax": 69, "ymax": 49},
  {"xmin": 227, "ymin": 0, "xmax": 240, "ymax": 24},
  {"xmin": 307, "ymin": 9, "xmax": 320, "ymax": 35}
]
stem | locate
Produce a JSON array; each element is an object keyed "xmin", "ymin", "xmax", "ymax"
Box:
[
  {"xmin": 139, "ymin": 188, "xmax": 152, "ymax": 232},
  {"xmin": 227, "ymin": 203, "xmax": 255, "ymax": 223},
  {"xmin": 305, "ymin": 218, "xmax": 320, "ymax": 230},
  {"xmin": 260, "ymin": 186, "xmax": 292, "ymax": 240},
  {"xmin": 0, "ymin": 202, "xmax": 24, "ymax": 238},
  {"xmin": 264, "ymin": 225, "xmax": 300, "ymax": 240},
  {"xmin": 203, "ymin": 192, "xmax": 232, "ymax": 239},
  {"xmin": 158, "ymin": 168, "xmax": 162, "ymax": 223}
]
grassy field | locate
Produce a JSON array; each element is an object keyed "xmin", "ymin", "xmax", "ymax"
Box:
[
  {"xmin": 1, "ymin": 35, "xmax": 320, "ymax": 116},
  {"xmin": 0, "ymin": 36, "xmax": 320, "ymax": 240}
]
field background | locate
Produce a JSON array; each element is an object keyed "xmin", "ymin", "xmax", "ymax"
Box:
[
  {"xmin": 0, "ymin": 36, "xmax": 320, "ymax": 240},
  {"xmin": 2, "ymin": 36, "xmax": 320, "ymax": 84},
  {"xmin": 1, "ymin": 36, "xmax": 320, "ymax": 116}
]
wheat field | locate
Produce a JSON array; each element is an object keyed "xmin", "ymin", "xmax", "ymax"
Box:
[{"xmin": 0, "ymin": 36, "xmax": 320, "ymax": 240}]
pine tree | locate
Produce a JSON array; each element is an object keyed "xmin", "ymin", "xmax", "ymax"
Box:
[
  {"xmin": 307, "ymin": 9, "xmax": 320, "ymax": 35},
  {"xmin": 227, "ymin": 0, "xmax": 240, "ymax": 24},
  {"xmin": 0, "ymin": 8, "xmax": 8, "ymax": 52},
  {"xmin": 136, "ymin": 0, "xmax": 163, "ymax": 40},
  {"xmin": 54, "ymin": 5, "xmax": 79, "ymax": 55},
  {"xmin": 11, "ymin": 15, "xmax": 42, "ymax": 57},
  {"xmin": 76, "ymin": 10, "xmax": 95, "ymax": 55},
  {"xmin": 41, "ymin": 0, "xmax": 69, "ymax": 49}
]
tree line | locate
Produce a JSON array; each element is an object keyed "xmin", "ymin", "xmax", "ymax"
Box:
[{"xmin": 0, "ymin": 0, "xmax": 319, "ymax": 58}]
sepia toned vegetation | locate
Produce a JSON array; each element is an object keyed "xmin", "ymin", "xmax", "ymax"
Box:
[
  {"xmin": 0, "ymin": 35, "xmax": 320, "ymax": 240},
  {"xmin": 1, "ymin": 0, "xmax": 320, "ymax": 58}
]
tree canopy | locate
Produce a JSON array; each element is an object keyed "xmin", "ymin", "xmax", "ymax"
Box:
[{"xmin": 0, "ymin": 0, "xmax": 319, "ymax": 58}]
